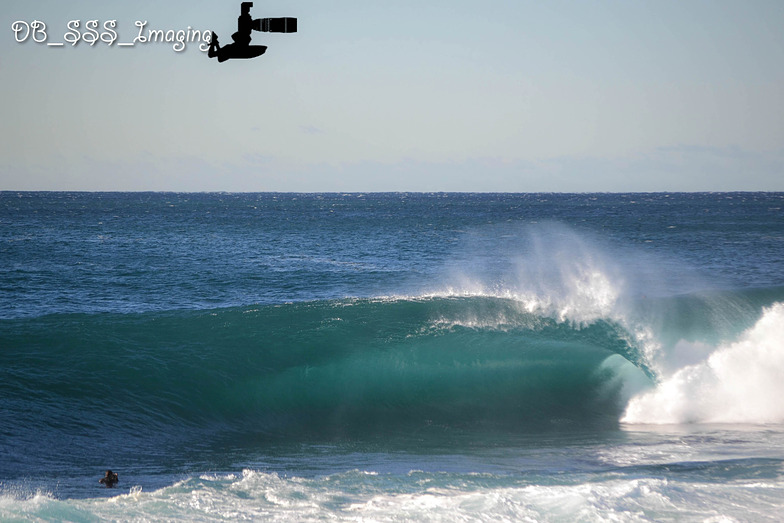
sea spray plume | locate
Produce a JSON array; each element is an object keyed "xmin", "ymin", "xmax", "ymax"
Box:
[
  {"xmin": 438, "ymin": 222, "xmax": 630, "ymax": 325},
  {"xmin": 511, "ymin": 223, "xmax": 626, "ymax": 324},
  {"xmin": 622, "ymin": 302, "xmax": 784, "ymax": 424}
]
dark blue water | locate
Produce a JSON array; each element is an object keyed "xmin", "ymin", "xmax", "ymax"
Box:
[
  {"xmin": 1, "ymin": 192, "xmax": 783, "ymax": 520},
  {"xmin": 3, "ymin": 192, "xmax": 781, "ymax": 318}
]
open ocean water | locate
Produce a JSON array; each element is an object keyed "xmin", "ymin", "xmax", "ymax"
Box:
[{"xmin": 1, "ymin": 192, "xmax": 784, "ymax": 521}]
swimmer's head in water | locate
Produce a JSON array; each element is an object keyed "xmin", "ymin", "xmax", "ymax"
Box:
[{"xmin": 99, "ymin": 470, "xmax": 119, "ymax": 487}]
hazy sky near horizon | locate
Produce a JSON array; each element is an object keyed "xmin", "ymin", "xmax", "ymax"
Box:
[{"xmin": 2, "ymin": 0, "xmax": 783, "ymax": 191}]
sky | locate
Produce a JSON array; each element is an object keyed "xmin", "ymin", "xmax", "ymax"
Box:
[{"xmin": 1, "ymin": 0, "xmax": 783, "ymax": 192}]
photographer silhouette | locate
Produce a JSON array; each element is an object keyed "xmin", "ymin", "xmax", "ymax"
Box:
[{"xmin": 208, "ymin": 2, "xmax": 296, "ymax": 62}]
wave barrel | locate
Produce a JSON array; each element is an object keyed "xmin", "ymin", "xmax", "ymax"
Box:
[{"xmin": 254, "ymin": 17, "xmax": 297, "ymax": 33}]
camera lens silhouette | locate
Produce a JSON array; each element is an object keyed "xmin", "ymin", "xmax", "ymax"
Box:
[{"xmin": 252, "ymin": 17, "xmax": 297, "ymax": 33}]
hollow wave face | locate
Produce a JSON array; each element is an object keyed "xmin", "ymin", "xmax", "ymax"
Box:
[{"xmin": 0, "ymin": 297, "xmax": 649, "ymax": 441}]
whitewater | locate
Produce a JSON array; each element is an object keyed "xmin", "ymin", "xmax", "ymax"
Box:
[{"xmin": 1, "ymin": 192, "xmax": 783, "ymax": 521}]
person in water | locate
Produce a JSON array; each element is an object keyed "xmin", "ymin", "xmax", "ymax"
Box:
[
  {"xmin": 99, "ymin": 470, "xmax": 119, "ymax": 488},
  {"xmin": 208, "ymin": 2, "xmax": 265, "ymax": 62}
]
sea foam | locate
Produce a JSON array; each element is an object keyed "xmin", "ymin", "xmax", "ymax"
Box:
[{"xmin": 622, "ymin": 302, "xmax": 784, "ymax": 424}]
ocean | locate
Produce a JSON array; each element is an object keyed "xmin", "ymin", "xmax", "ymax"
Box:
[{"xmin": 1, "ymin": 192, "xmax": 783, "ymax": 521}]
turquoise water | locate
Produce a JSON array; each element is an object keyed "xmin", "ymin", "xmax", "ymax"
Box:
[{"xmin": 1, "ymin": 192, "xmax": 783, "ymax": 521}]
